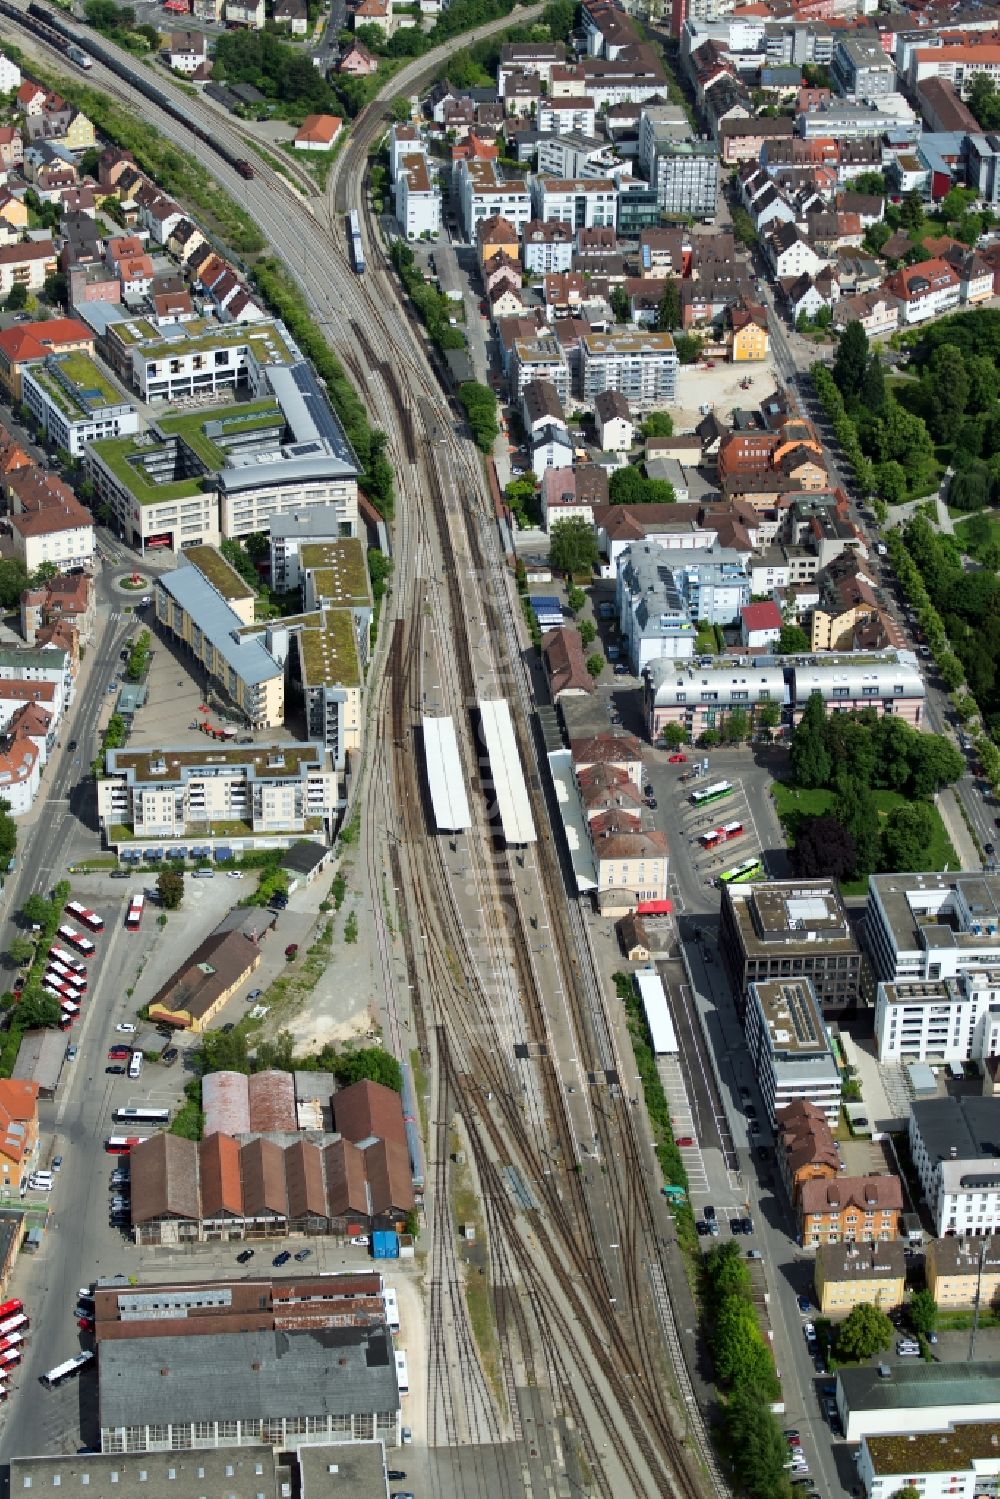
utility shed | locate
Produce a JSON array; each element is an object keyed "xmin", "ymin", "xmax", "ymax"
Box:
[{"xmin": 12, "ymin": 1027, "xmax": 65, "ymax": 1100}]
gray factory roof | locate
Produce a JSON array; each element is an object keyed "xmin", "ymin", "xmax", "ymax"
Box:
[
  {"xmin": 10, "ymin": 1448, "xmax": 282, "ymax": 1499},
  {"xmin": 265, "ymin": 362, "xmax": 358, "ymax": 474},
  {"xmin": 156, "ymin": 567, "xmax": 282, "ymax": 688},
  {"xmin": 838, "ymin": 1360, "xmax": 1000, "ymax": 1413},
  {"xmin": 269, "ymin": 505, "xmax": 358, "ymax": 541},
  {"xmin": 99, "ymin": 1325, "xmax": 398, "ymax": 1427}
]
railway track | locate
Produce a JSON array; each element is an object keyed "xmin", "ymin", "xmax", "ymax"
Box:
[{"xmin": 0, "ymin": 9, "xmax": 722, "ymax": 1489}]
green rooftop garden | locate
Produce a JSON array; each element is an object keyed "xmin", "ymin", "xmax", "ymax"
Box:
[
  {"xmin": 298, "ymin": 609, "xmax": 361, "ymax": 689},
  {"xmin": 184, "ymin": 545, "xmax": 254, "ymax": 600},
  {"xmin": 110, "ymin": 315, "xmax": 299, "ymax": 368},
  {"xmin": 157, "ymin": 400, "xmax": 284, "ymax": 472},
  {"xmin": 299, "ymin": 538, "xmax": 370, "ymax": 606},
  {"xmin": 31, "ymin": 353, "xmax": 123, "ymax": 419},
  {"xmin": 91, "ymin": 435, "xmax": 206, "ymax": 506}
]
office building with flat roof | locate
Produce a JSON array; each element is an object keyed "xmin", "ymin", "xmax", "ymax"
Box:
[
  {"xmin": 859, "ymin": 1421, "xmax": 1000, "ymax": 1499},
  {"xmin": 720, "ymin": 878, "xmax": 862, "ymax": 1015},
  {"xmin": 909, "ymin": 1096, "xmax": 1000, "ymax": 1237},
  {"xmin": 22, "ymin": 351, "xmax": 138, "ymax": 458},
  {"xmin": 867, "ymin": 872, "xmax": 1000, "ymax": 985},
  {"xmin": 581, "ymin": 330, "xmax": 678, "ymax": 406},
  {"xmin": 745, "ymin": 977, "xmax": 842, "ymax": 1125},
  {"xmin": 836, "ymin": 1361, "xmax": 1000, "ymax": 1443},
  {"xmin": 875, "ymin": 970, "xmax": 1000, "ymax": 1064}
]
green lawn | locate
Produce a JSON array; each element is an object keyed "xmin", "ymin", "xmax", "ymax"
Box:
[
  {"xmin": 954, "ymin": 510, "xmax": 1000, "ymax": 559},
  {"xmin": 772, "ymin": 783, "xmax": 959, "ymax": 895}
]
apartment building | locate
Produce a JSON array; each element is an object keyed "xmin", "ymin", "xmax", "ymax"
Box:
[
  {"xmin": 0, "ymin": 317, "xmax": 94, "ymax": 402},
  {"xmin": 455, "ymin": 158, "xmax": 532, "ymax": 240},
  {"xmin": 799, "ymin": 1175, "xmax": 903, "ymax": 1249},
  {"xmin": 0, "ymin": 239, "xmax": 56, "ymax": 298},
  {"xmin": 867, "ymin": 871, "xmax": 1000, "ymax": 985},
  {"xmin": 21, "ymin": 351, "xmax": 137, "ymax": 458},
  {"xmin": 718, "ymin": 115, "xmax": 794, "ymax": 164},
  {"xmin": 859, "ymin": 1421, "xmax": 1000, "ymax": 1499},
  {"xmin": 395, "ymin": 152, "xmax": 441, "ymax": 239},
  {"xmin": 268, "ymin": 504, "xmax": 358, "ymax": 592},
  {"xmin": 581, "ymin": 331, "xmax": 678, "ymax": 406},
  {"xmin": 535, "ymin": 136, "xmax": 620, "ymax": 181},
  {"xmin": 744, "ymin": 978, "xmax": 843, "ymax": 1126},
  {"xmin": 789, "ymin": 650, "xmax": 925, "ymax": 726},
  {"xmin": 521, "ymin": 219, "xmax": 575, "ymax": 274},
  {"xmin": 720, "ymin": 878, "xmax": 862, "ymax": 1015},
  {"xmin": 537, "ymin": 96, "xmax": 597, "ymax": 135},
  {"xmin": 618, "ymin": 541, "xmax": 750, "ymax": 649},
  {"xmin": 777, "ymin": 1098, "xmax": 840, "ymax": 1204},
  {"xmin": 926, "ymin": 1235, "xmax": 1000, "ymax": 1309},
  {"xmin": 883, "ymin": 258, "xmax": 961, "ymax": 324},
  {"xmin": 831, "ymin": 36, "xmax": 898, "ymax": 98},
  {"xmin": 530, "ymin": 176, "xmax": 618, "ymax": 231},
  {"xmin": 5, "ymin": 468, "xmax": 95, "ymax": 575},
  {"xmin": 100, "ymin": 315, "xmax": 301, "ymax": 403},
  {"xmin": 910, "ymin": 1096, "xmax": 1000, "ymax": 1237},
  {"xmin": 511, "ymin": 335, "xmax": 571, "ymax": 405},
  {"xmin": 875, "ymin": 971, "xmax": 1000, "ymax": 1064},
  {"xmin": 910, "ymin": 43, "xmax": 1000, "ymax": 99},
  {"xmin": 98, "ymin": 742, "xmax": 338, "ymax": 851},
  {"xmin": 814, "ymin": 1241, "xmax": 906, "ymax": 1317},
  {"xmin": 643, "ymin": 137, "xmax": 719, "ymax": 218}
]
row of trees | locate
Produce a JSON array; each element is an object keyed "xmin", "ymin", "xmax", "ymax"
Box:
[
  {"xmin": 821, "ymin": 329, "xmax": 936, "ymax": 506},
  {"xmin": 703, "ymin": 1244, "xmax": 790, "ymax": 1499},
  {"xmin": 197, "ymin": 1026, "xmax": 402, "ymax": 1091},
  {"xmin": 458, "ymin": 382, "xmax": 499, "ymax": 453}
]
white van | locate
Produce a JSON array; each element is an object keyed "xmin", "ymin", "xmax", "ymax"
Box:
[
  {"xmin": 128, "ymin": 1050, "xmax": 143, "ymax": 1080},
  {"xmin": 949, "ymin": 1063, "xmax": 965, "ymax": 1081}
]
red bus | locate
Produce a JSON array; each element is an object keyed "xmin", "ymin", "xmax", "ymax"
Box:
[
  {"xmin": 48, "ymin": 946, "xmax": 86, "ymax": 976},
  {"xmin": 44, "ymin": 977, "xmax": 83, "ymax": 1003},
  {"xmin": 65, "ymin": 901, "xmax": 103, "ymax": 935},
  {"xmin": 57, "ymin": 925, "xmax": 95, "ymax": 957},
  {"xmin": 0, "ymin": 1348, "xmax": 22, "ymax": 1367},
  {"xmin": 0, "ymin": 1300, "xmax": 24, "ymax": 1322},
  {"xmin": 700, "ymin": 821, "xmax": 744, "ymax": 850},
  {"xmin": 47, "ymin": 962, "xmax": 86, "ymax": 992},
  {"xmin": 0, "ymin": 1332, "xmax": 23, "ymax": 1353},
  {"xmin": 126, "ymin": 893, "xmax": 144, "ymax": 933},
  {"xmin": 105, "ymin": 1136, "xmax": 143, "ymax": 1155},
  {"xmin": 0, "ymin": 1314, "xmax": 28, "ymax": 1337}
]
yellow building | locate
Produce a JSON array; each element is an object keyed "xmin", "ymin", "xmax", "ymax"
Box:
[
  {"xmin": 0, "ymin": 196, "xmax": 27, "ymax": 233},
  {"xmin": 730, "ymin": 305, "xmax": 769, "ymax": 362},
  {"xmin": 811, "ymin": 603, "xmax": 869, "ymax": 652},
  {"xmin": 814, "ymin": 1241, "xmax": 906, "ymax": 1316},
  {"xmin": 926, "ymin": 1235, "xmax": 1000, "ymax": 1310},
  {"xmin": 147, "ymin": 928, "xmax": 261, "ymax": 1033},
  {"xmin": 63, "ymin": 111, "xmax": 96, "ymax": 151}
]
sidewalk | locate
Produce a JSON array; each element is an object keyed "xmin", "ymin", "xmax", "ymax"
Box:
[{"xmin": 937, "ymin": 785, "xmax": 981, "ymax": 871}]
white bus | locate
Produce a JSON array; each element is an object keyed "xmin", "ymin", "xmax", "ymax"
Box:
[
  {"xmin": 48, "ymin": 946, "xmax": 87, "ymax": 975},
  {"xmin": 114, "ymin": 1107, "xmax": 169, "ymax": 1126},
  {"xmin": 57, "ymin": 924, "xmax": 95, "ymax": 957},
  {"xmin": 65, "ymin": 900, "xmax": 104, "ymax": 934},
  {"xmin": 382, "ymin": 1288, "xmax": 399, "ymax": 1333},
  {"xmin": 394, "ymin": 1349, "xmax": 408, "ymax": 1394},
  {"xmin": 41, "ymin": 1349, "xmax": 93, "ymax": 1387}
]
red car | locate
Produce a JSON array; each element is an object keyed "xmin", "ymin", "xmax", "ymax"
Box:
[
  {"xmin": 668, "ymin": 753, "xmax": 688, "ymax": 764},
  {"xmin": 284, "ymin": 943, "xmax": 298, "ymax": 959},
  {"xmin": 77, "ymin": 1316, "xmax": 94, "ymax": 1331},
  {"xmin": 675, "ymin": 1136, "xmax": 694, "ymax": 1147},
  {"xmin": 107, "ymin": 1045, "xmax": 129, "ymax": 1059}
]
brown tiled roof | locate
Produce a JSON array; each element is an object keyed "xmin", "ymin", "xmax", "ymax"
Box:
[
  {"xmin": 593, "ymin": 829, "xmax": 667, "ymax": 860},
  {"xmin": 570, "ymin": 731, "xmax": 644, "ymax": 768},
  {"xmin": 777, "ymin": 1098, "xmax": 840, "ymax": 1176},
  {"xmin": 240, "ymin": 1137, "xmax": 287, "ymax": 1217},
  {"xmin": 324, "ymin": 1137, "xmax": 368, "ymax": 1217},
  {"xmin": 148, "ymin": 929, "xmax": 260, "ymax": 1025},
  {"xmin": 334, "ymin": 1079, "xmax": 407, "ymax": 1149},
  {"xmin": 130, "ymin": 1134, "xmax": 199, "ymax": 1225},
  {"xmin": 364, "ymin": 1138, "xmax": 415, "ymax": 1215},
  {"xmin": 199, "ymin": 1131, "xmax": 243, "ymax": 1218},
  {"xmin": 800, "ymin": 1174, "xmax": 903, "ymax": 1216},
  {"xmin": 284, "ymin": 1138, "xmax": 327, "ymax": 1220},
  {"xmin": 248, "ymin": 1070, "xmax": 297, "ymax": 1133},
  {"xmin": 541, "ymin": 626, "xmax": 594, "ymax": 697}
]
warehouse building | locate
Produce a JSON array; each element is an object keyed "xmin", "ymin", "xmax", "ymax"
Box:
[
  {"xmin": 11, "ymin": 1444, "xmax": 393, "ymax": 1498},
  {"xmin": 836, "ymin": 1362, "xmax": 1000, "ymax": 1442},
  {"xmin": 93, "ymin": 1271, "xmax": 387, "ymax": 1341},
  {"xmin": 98, "ymin": 1325, "xmax": 399, "ymax": 1453}
]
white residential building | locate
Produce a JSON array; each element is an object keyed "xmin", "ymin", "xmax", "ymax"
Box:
[
  {"xmin": 859, "ymin": 1422, "xmax": 1000, "ymax": 1499},
  {"xmin": 875, "ymin": 971, "xmax": 1000, "ymax": 1064},
  {"xmin": 456, "ymin": 159, "xmax": 532, "ymax": 240},
  {"xmin": 581, "ymin": 331, "xmax": 678, "ymax": 406},
  {"xmin": 537, "ymin": 97, "xmax": 597, "ymax": 135},
  {"xmin": 511, "ymin": 336, "xmax": 571, "ymax": 405},
  {"xmin": 639, "ymin": 108, "xmax": 719, "ymax": 219},
  {"xmin": 910, "ymin": 1096, "xmax": 1000, "ymax": 1237},
  {"xmin": 388, "ymin": 121, "xmax": 423, "ymax": 182},
  {"xmin": 867, "ymin": 872, "xmax": 1000, "ymax": 985},
  {"xmin": 0, "ymin": 53, "xmax": 21, "ymax": 93},
  {"xmin": 521, "ymin": 220, "xmax": 575, "ymax": 275},
  {"xmin": 745, "ymin": 978, "xmax": 843, "ymax": 1125},
  {"xmin": 530, "ymin": 176, "xmax": 618, "ymax": 231},
  {"xmin": 22, "ymin": 354, "xmax": 138, "ymax": 459},
  {"xmin": 395, "ymin": 153, "xmax": 441, "ymax": 239}
]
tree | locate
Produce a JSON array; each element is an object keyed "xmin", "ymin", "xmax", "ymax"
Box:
[
  {"xmin": 390, "ymin": 94, "xmax": 410, "ymax": 121},
  {"xmin": 927, "ymin": 345, "xmax": 969, "ymax": 444},
  {"xmin": 608, "ymin": 465, "xmax": 675, "ymax": 506},
  {"xmin": 458, "ymin": 382, "xmax": 498, "ymax": 452},
  {"xmin": 791, "ymin": 816, "xmax": 858, "ymax": 881},
  {"xmin": 941, "ymin": 186, "xmax": 978, "ymax": 221},
  {"xmin": 550, "ymin": 517, "xmax": 598, "ymax": 577},
  {"xmin": 567, "ymin": 585, "xmax": 586, "ymax": 614},
  {"xmin": 712, "ymin": 1297, "xmax": 778, "ymax": 1390},
  {"xmin": 704, "ymin": 1240, "xmax": 753, "ymax": 1304},
  {"xmin": 900, "ymin": 191, "xmax": 925, "ymax": 234},
  {"xmin": 775, "ymin": 622, "xmax": 810, "ymax": 654},
  {"xmin": 643, "ymin": 411, "xmax": 674, "ymax": 438},
  {"xmin": 723, "ymin": 707, "xmax": 749, "ymax": 744},
  {"xmin": 970, "ymin": 73, "xmax": 1000, "ymax": 130},
  {"xmin": 8, "ymin": 936, "xmax": 33, "ymax": 966},
  {"xmin": 881, "ymin": 802, "xmax": 936, "ymax": 872},
  {"xmin": 579, "ymin": 618, "xmax": 596, "ymax": 646},
  {"xmin": 723, "ymin": 1388, "xmax": 791, "ymax": 1499},
  {"xmin": 861, "ymin": 354, "xmax": 887, "ymax": 415},
  {"xmin": 661, "ymin": 722, "xmax": 688, "ymax": 749},
  {"xmin": 4, "ymin": 284, "xmax": 26, "ymax": 312},
  {"xmin": 219, "ymin": 538, "xmax": 258, "ymax": 590},
  {"xmin": 333, "ymin": 1045, "xmax": 402, "ymax": 1091},
  {"xmin": 156, "ymin": 868, "xmax": 185, "ymax": 911},
  {"xmin": 864, "ymin": 220, "xmax": 891, "ymax": 256},
  {"xmin": 0, "ymin": 559, "xmax": 28, "ymax": 609},
  {"xmin": 909, "ymin": 1289, "xmax": 937, "ymax": 1339},
  {"xmin": 657, "ymin": 278, "xmax": 682, "ymax": 332},
  {"xmin": 16, "ymin": 991, "xmax": 61, "ymax": 1029},
  {"xmin": 200, "ymin": 1026, "xmax": 250, "ymax": 1075},
  {"xmin": 833, "ymin": 320, "xmax": 869, "ymax": 401},
  {"xmin": 674, "ymin": 333, "xmax": 703, "ymax": 365},
  {"xmin": 22, "ymin": 893, "xmax": 53, "ymax": 929},
  {"xmin": 790, "ymin": 693, "xmax": 833, "ymax": 788},
  {"xmin": 907, "ymin": 734, "xmax": 964, "ymax": 796},
  {"xmin": 610, "ymin": 285, "xmax": 630, "ymax": 324},
  {"xmin": 874, "ymin": 460, "xmax": 908, "ymax": 506},
  {"xmin": 586, "ymin": 653, "xmax": 604, "ymax": 679},
  {"xmin": 967, "ymin": 355, "xmax": 1000, "ymax": 414},
  {"xmin": 836, "ymin": 1303, "xmax": 894, "ymax": 1362}
]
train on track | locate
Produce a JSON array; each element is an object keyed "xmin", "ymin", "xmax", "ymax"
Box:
[
  {"xmin": 3, "ymin": 2, "xmax": 253, "ymax": 178},
  {"xmin": 347, "ymin": 210, "xmax": 365, "ymax": 274}
]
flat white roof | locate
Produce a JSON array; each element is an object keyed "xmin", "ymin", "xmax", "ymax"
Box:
[
  {"xmin": 635, "ymin": 970, "xmax": 677, "ymax": 1055},
  {"xmin": 422, "ymin": 715, "xmax": 472, "ymax": 832},
  {"xmin": 547, "ymin": 749, "xmax": 596, "ymax": 892},
  {"xmin": 478, "ymin": 698, "xmax": 537, "ymax": 846}
]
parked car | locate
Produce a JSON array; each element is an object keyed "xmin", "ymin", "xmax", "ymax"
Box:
[
  {"xmin": 294, "ymin": 1248, "xmax": 312, "ymax": 1262},
  {"xmin": 116, "ymin": 1023, "xmax": 136, "ymax": 1034},
  {"xmin": 247, "ymin": 989, "xmax": 264, "ymax": 1002},
  {"xmin": 350, "ymin": 1235, "xmax": 369, "ymax": 1247},
  {"xmin": 161, "ymin": 1048, "xmax": 179, "ymax": 1067},
  {"xmin": 674, "ymin": 1136, "xmax": 693, "ymax": 1147},
  {"xmin": 65, "ymin": 1045, "xmax": 77, "ymax": 1061},
  {"xmin": 273, "ymin": 1250, "xmax": 291, "ymax": 1267},
  {"xmin": 668, "ymin": 753, "xmax": 688, "ymax": 764},
  {"xmin": 108, "ymin": 1046, "xmax": 130, "ymax": 1059},
  {"xmin": 236, "ymin": 1248, "xmax": 254, "ymax": 1264},
  {"xmin": 106, "ymin": 1064, "xmax": 125, "ymax": 1075}
]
